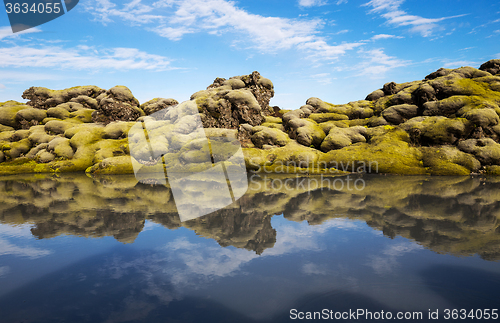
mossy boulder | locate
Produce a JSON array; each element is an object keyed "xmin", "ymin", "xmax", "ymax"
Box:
[
  {"xmin": 365, "ymin": 89, "xmax": 385, "ymax": 101},
  {"xmin": 193, "ymin": 71, "xmax": 274, "ymax": 130},
  {"xmin": 28, "ymin": 126, "xmax": 55, "ymax": 144},
  {"xmin": 22, "ymin": 86, "xmax": 105, "ymax": 109},
  {"xmin": 45, "ymin": 120, "xmax": 77, "ymax": 135},
  {"xmin": 3, "ymin": 138, "xmax": 32, "ymax": 159},
  {"xmin": 309, "ymin": 113, "xmax": 349, "ymax": 123},
  {"xmin": 457, "ymin": 138, "xmax": 500, "ymax": 165},
  {"xmin": 47, "ymin": 137, "xmax": 74, "ymax": 159},
  {"xmin": 92, "ymin": 86, "xmax": 144, "ymax": 124},
  {"xmin": 0, "ymin": 104, "xmax": 30, "ymax": 128},
  {"xmin": 463, "ymin": 108, "xmax": 499, "ymax": 127},
  {"xmin": 47, "ymin": 106, "xmax": 71, "ymax": 119},
  {"xmin": 382, "ymin": 104, "xmax": 418, "ymax": 124},
  {"xmin": 320, "ymin": 126, "xmax": 367, "ymax": 152},
  {"xmin": 140, "ymin": 98, "xmax": 178, "ymax": 115},
  {"xmin": 103, "ymin": 121, "xmax": 135, "ymax": 139},
  {"xmin": 319, "ymin": 128, "xmax": 425, "ymax": 174},
  {"xmin": 244, "ymin": 141, "xmax": 323, "ymax": 173},
  {"xmin": 286, "ymin": 118, "xmax": 325, "ymax": 148},
  {"xmin": 480, "ymin": 59, "xmax": 500, "ymax": 76},
  {"xmin": 15, "ymin": 108, "xmax": 47, "ymax": 129},
  {"xmin": 69, "ymin": 96, "xmax": 99, "ymax": 110},
  {"xmin": 401, "ymin": 116, "xmax": 469, "ymax": 145},
  {"xmin": 421, "ymin": 146, "xmax": 481, "ymax": 175},
  {"xmin": 87, "ymin": 156, "xmax": 134, "ymax": 174},
  {"xmin": 251, "ymin": 126, "xmax": 290, "ymax": 148},
  {"xmin": 69, "ymin": 108, "xmax": 95, "ymax": 123}
]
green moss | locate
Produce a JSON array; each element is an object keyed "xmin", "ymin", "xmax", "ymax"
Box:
[
  {"xmin": 87, "ymin": 156, "xmax": 134, "ymax": 174},
  {"xmin": 485, "ymin": 165, "xmax": 500, "ymax": 175},
  {"xmin": 4, "ymin": 138, "xmax": 32, "ymax": 159},
  {"xmin": 319, "ymin": 128, "xmax": 426, "ymax": 174},
  {"xmin": 16, "ymin": 108, "xmax": 47, "ymax": 123},
  {"xmin": 251, "ymin": 126, "xmax": 290, "ymax": 148},
  {"xmin": 69, "ymin": 108, "xmax": 95, "ymax": 123},
  {"xmin": 47, "ymin": 107, "xmax": 70, "ymax": 119},
  {"xmin": 263, "ymin": 116, "xmax": 282, "ymax": 123},
  {"xmin": 420, "ymin": 146, "xmax": 480, "ymax": 175},
  {"xmin": 309, "ymin": 113, "xmax": 349, "ymax": 123},
  {"xmin": 0, "ymin": 104, "xmax": 29, "ymax": 128},
  {"xmin": 243, "ymin": 141, "xmax": 345, "ymax": 174}
]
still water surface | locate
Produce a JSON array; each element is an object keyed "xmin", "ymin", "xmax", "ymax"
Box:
[{"xmin": 0, "ymin": 174, "xmax": 499, "ymax": 322}]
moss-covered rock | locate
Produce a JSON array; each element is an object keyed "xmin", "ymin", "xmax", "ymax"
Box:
[
  {"xmin": 382, "ymin": 104, "xmax": 418, "ymax": 124},
  {"xmin": 320, "ymin": 126, "xmax": 367, "ymax": 152},
  {"xmin": 251, "ymin": 126, "xmax": 290, "ymax": 148},
  {"xmin": 103, "ymin": 121, "xmax": 135, "ymax": 139},
  {"xmin": 69, "ymin": 95, "xmax": 99, "ymax": 110},
  {"xmin": 92, "ymin": 86, "xmax": 144, "ymax": 124},
  {"xmin": 140, "ymin": 98, "xmax": 178, "ymax": 115},
  {"xmin": 15, "ymin": 108, "xmax": 47, "ymax": 129},
  {"xmin": 47, "ymin": 137, "xmax": 74, "ymax": 159},
  {"xmin": 287, "ymin": 118, "xmax": 326, "ymax": 148},
  {"xmin": 421, "ymin": 146, "xmax": 480, "ymax": 175},
  {"xmin": 480, "ymin": 59, "xmax": 500, "ymax": 75},
  {"xmin": 22, "ymin": 86, "xmax": 105, "ymax": 109},
  {"xmin": 320, "ymin": 128, "xmax": 425, "ymax": 174},
  {"xmin": 463, "ymin": 108, "xmax": 499, "ymax": 127},
  {"xmin": 0, "ymin": 104, "xmax": 30, "ymax": 128},
  {"xmin": 28, "ymin": 126, "xmax": 55, "ymax": 144},
  {"xmin": 401, "ymin": 116, "xmax": 469, "ymax": 145},
  {"xmin": 3, "ymin": 138, "xmax": 32, "ymax": 159},
  {"xmin": 45, "ymin": 120, "xmax": 77, "ymax": 135},
  {"xmin": 47, "ymin": 106, "xmax": 71, "ymax": 119},
  {"xmin": 457, "ymin": 138, "xmax": 500, "ymax": 165}
]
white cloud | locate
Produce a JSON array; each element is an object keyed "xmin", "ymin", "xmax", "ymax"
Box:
[
  {"xmin": 443, "ymin": 60, "xmax": 480, "ymax": 68},
  {"xmin": 0, "ymin": 84, "xmax": 5, "ymax": 89},
  {"xmin": 82, "ymin": 0, "xmax": 164, "ymax": 25},
  {"xmin": 302, "ymin": 262, "xmax": 328, "ymax": 275},
  {"xmin": 366, "ymin": 242, "xmax": 422, "ymax": 275},
  {"xmin": 363, "ymin": 0, "xmax": 466, "ymax": 37},
  {"xmin": 0, "ymin": 45, "xmax": 176, "ymax": 71},
  {"xmin": 85, "ymin": 0, "xmax": 364, "ymax": 61},
  {"xmin": 371, "ymin": 33, "xmax": 403, "ymax": 40},
  {"xmin": 0, "ymin": 71, "xmax": 60, "ymax": 83},
  {"xmin": 356, "ymin": 48, "xmax": 410, "ymax": 76},
  {"xmin": 298, "ymin": 0, "xmax": 327, "ymax": 7},
  {"xmin": 0, "ymin": 266, "xmax": 9, "ymax": 277},
  {"xmin": 0, "ymin": 239, "xmax": 52, "ymax": 259},
  {"xmin": 311, "ymin": 72, "xmax": 333, "ymax": 84},
  {"xmin": 0, "ymin": 26, "xmax": 42, "ymax": 41}
]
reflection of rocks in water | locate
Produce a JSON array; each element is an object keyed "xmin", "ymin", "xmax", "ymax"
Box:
[
  {"xmin": 184, "ymin": 194, "xmax": 277, "ymax": 255},
  {"xmin": 0, "ymin": 174, "xmax": 500, "ymax": 259}
]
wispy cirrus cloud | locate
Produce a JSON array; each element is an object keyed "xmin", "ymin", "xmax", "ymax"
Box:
[
  {"xmin": 84, "ymin": 0, "xmax": 364, "ymax": 61},
  {"xmin": 371, "ymin": 33, "xmax": 403, "ymax": 40},
  {"xmin": 298, "ymin": 0, "xmax": 328, "ymax": 8},
  {"xmin": 0, "ymin": 45, "xmax": 176, "ymax": 71},
  {"xmin": 0, "ymin": 239, "xmax": 52, "ymax": 259},
  {"xmin": 356, "ymin": 48, "xmax": 410, "ymax": 76},
  {"xmin": 363, "ymin": 0, "xmax": 466, "ymax": 37},
  {"xmin": 0, "ymin": 26, "xmax": 42, "ymax": 41}
]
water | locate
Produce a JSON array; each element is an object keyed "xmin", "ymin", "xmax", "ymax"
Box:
[{"xmin": 0, "ymin": 173, "xmax": 499, "ymax": 322}]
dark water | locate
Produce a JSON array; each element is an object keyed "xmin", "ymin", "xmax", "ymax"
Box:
[{"xmin": 0, "ymin": 173, "xmax": 499, "ymax": 323}]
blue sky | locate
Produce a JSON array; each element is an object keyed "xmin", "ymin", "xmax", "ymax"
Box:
[{"xmin": 1, "ymin": 0, "xmax": 499, "ymax": 109}]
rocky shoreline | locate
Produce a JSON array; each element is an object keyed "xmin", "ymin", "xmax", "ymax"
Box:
[{"xmin": 1, "ymin": 60, "xmax": 500, "ymax": 176}]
